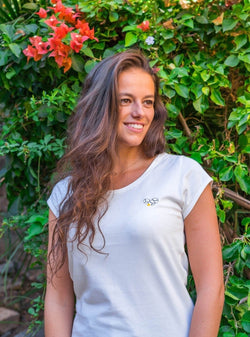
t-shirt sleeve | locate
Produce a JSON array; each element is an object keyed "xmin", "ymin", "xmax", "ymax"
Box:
[
  {"xmin": 47, "ymin": 177, "xmax": 70, "ymax": 218},
  {"xmin": 182, "ymin": 157, "xmax": 213, "ymax": 219}
]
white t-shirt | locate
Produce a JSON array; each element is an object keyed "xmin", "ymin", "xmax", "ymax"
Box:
[{"xmin": 47, "ymin": 153, "xmax": 212, "ymax": 337}]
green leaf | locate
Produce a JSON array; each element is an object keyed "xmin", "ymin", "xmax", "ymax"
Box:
[
  {"xmin": 193, "ymin": 95, "xmax": 209, "ymax": 114},
  {"xmin": 25, "ymin": 223, "xmax": 43, "ymax": 240},
  {"xmin": 109, "ymin": 11, "xmax": 119, "ymax": 22},
  {"xmin": 219, "ymin": 166, "xmax": 234, "ymax": 181},
  {"xmin": 162, "ymin": 29, "xmax": 174, "ymax": 40},
  {"xmin": 193, "ymin": 96, "xmax": 203, "ymax": 113},
  {"xmin": 163, "ymin": 41, "xmax": 176, "ymax": 53},
  {"xmin": 166, "ymin": 103, "xmax": 180, "ymax": 117},
  {"xmin": 223, "ymin": 242, "xmax": 241, "ymax": 260},
  {"xmin": 201, "ymin": 70, "xmax": 210, "ymax": 82},
  {"xmin": 84, "ymin": 59, "xmax": 97, "ymax": 73},
  {"xmin": 222, "ymin": 18, "xmax": 238, "ymax": 32},
  {"xmin": 225, "ymin": 55, "xmax": 240, "ymax": 67},
  {"xmin": 25, "ymin": 24, "xmax": 38, "ymax": 34},
  {"xmin": 234, "ymin": 166, "xmax": 250, "ymax": 194},
  {"xmin": 0, "ymin": 24, "xmax": 14, "ymax": 39},
  {"xmin": 183, "ymin": 19, "xmax": 194, "ymax": 28},
  {"xmin": 234, "ymin": 34, "xmax": 247, "ymax": 51},
  {"xmin": 6, "ymin": 68, "xmax": 16, "ymax": 79},
  {"xmin": 173, "ymin": 54, "xmax": 184, "ymax": 67},
  {"xmin": 190, "ymin": 152, "xmax": 202, "ymax": 164},
  {"xmin": 196, "ymin": 15, "xmax": 208, "ymax": 24},
  {"xmin": 163, "ymin": 87, "xmax": 175, "ymax": 98},
  {"xmin": 241, "ymin": 311, "xmax": 250, "ymax": 333},
  {"xmin": 71, "ymin": 54, "xmax": 85, "ymax": 72},
  {"xmin": 125, "ymin": 32, "xmax": 137, "ymax": 47},
  {"xmin": 26, "ymin": 214, "xmax": 47, "ymax": 226},
  {"xmin": 22, "ymin": 3, "xmax": 38, "ymax": 10},
  {"xmin": 122, "ymin": 25, "xmax": 138, "ymax": 32},
  {"xmin": 165, "ymin": 129, "xmax": 182, "ymax": 140},
  {"xmin": 210, "ymin": 88, "xmax": 225, "ymax": 106},
  {"xmin": 191, "ymin": 84, "xmax": 203, "ymax": 99},
  {"xmin": 8, "ymin": 43, "xmax": 21, "ymax": 58},
  {"xmin": 238, "ymin": 54, "xmax": 250, "ymax": 65},
  {"xmin": 82, "ymin": 47, "xmax": 94, "ymax": 58},
  {"xmin": 174, "ymin": 83, "xmax": 189, "ymax": 99},
  {"xmin": 202, "ymin": 87, "xmax": 209, "ymax": 96},
  {"xmin": 0, "ymin": 49, "xmax": 10, "ymax": 66},
  {"xmin": 171, "ymin": 67, "xmax": 189, "ymax": 78}
]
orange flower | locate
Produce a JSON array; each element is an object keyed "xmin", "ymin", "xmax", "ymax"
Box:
[
  {"xmin": 36, "ymin": 8, "xmax": 47, "ymax": 19},
  {"xmin": 137, "ymin": 20, "xmax": 150, "ymax": 31},
  {"xmin": 75, "ymin": 20, "xmax": 99, "ymax": 41},
  {"xmin": 23, "ymin": 45, "xmax": 43, "ymax": 62},
  {"xmin": 62, "ymin": 57, "xmax": 72, "ymax": 72},
  {"xmin": 49, "ymin": 43, "xmax": 72, "ymax": 72}
]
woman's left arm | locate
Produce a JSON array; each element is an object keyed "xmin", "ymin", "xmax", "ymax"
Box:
[{"xmin": 185, "ymin": 184, "xmax": 224, "ymax": 337}]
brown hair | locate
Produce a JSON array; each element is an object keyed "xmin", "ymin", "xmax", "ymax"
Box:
[{"xmin": 49, "ymin": 49, "xmax": 167, "ymax": 275}]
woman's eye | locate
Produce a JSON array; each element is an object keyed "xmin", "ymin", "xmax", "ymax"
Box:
[
  {"xmin": 144, "ymin": 100, "xmax": 154, "ymax": 107},
  {"xmin": 120, "ymin": 98, "xmax": 131, "ymax": 105}
]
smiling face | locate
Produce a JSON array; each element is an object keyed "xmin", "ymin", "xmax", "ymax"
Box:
[{"xmin": 116, "ymin": 67, "xmax": 155, "ymax": 154}]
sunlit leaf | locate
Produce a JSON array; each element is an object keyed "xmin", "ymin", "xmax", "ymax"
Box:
[
  {"xmin": 210, "ymin": 88, "xmax": 225, "ymax": 106},
  {"xmin": 125, "ymin": 32, "xmax": 137, "ymax": 47}
]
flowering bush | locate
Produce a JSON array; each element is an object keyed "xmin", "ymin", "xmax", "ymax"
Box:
[
  {"xmin": 0, "ymin": 0, "xmax": 249, "ymax": 335},
  {"xmin": 23, "ymin": 0, "xmax": 98, "ymax": 72}
]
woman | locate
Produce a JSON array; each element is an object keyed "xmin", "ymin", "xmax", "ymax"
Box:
[{"xmin": 45, "ymin": 49, "xmax": 224, "ymax": 337}]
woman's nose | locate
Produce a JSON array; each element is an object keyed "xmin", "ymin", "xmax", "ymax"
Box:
[{"xmin": 131, "ymin": 101, "xmax": 143, "ymax": 118}]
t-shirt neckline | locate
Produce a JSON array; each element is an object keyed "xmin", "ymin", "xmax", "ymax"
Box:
[{"xmin": 111, "ymin": 152, "xmax": 167, "ymax": 194}]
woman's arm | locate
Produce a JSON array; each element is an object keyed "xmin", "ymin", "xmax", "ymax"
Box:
[
  {"xmin": 44, "ymin": 209, "xmax": 75, "ymax": 337},
  {"xmin": 185, "ymin": 184, "xmax": 224, "ymax": 337}
]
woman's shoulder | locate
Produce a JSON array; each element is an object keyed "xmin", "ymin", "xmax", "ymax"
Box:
[
  {"xmin": 157, "ymin": 152, "xmax": 204, "ymax": 171},
  {"xmin": 47, "ymin": 176, "xmax": 71, "ymax": 217}
]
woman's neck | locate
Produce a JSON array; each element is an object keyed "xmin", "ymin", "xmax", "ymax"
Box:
[{"xmin": 110, "ymin": 148, "xmax": 156, "ymax": 189}]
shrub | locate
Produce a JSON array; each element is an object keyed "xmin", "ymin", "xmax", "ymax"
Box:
[{"xmin": 0, "ymin": 0, "xmax": 249, "ymax": 334}]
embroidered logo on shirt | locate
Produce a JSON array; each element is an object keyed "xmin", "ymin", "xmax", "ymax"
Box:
[{"xmin": 143, "ymin": 198, "xmax": 159, "ymax": 206}]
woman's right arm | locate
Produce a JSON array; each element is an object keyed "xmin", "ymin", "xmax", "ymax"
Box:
[{"xmin": 44, "ymin": 209, "xmax": 75, "ymax": 337}]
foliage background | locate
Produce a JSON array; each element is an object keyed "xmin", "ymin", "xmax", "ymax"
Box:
[{"xmin": 0, "ymin": 0, "xmax": 249, "ymax": 335}]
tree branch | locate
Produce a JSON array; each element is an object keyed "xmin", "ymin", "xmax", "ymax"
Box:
[
  {"xmin": 178, "ymin": 112, "xmax": 192, "ymax": 137},
  {"xmin": 212, "ymin": 183, "xmax": 250, "ymax": 210}
]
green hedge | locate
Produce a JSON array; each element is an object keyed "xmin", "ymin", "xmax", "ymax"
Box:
[{"xmin": 0, "ymin": 0, "xmax": 249, "ymax": 335}]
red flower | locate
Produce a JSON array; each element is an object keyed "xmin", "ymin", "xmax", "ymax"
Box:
[
  {"xmin": 37, "ymin": 41, "xmax": 50, "ymax": 54},
  {"xmin": 51, "ymin": 23, "xmax": 74, "ymax": 39},
  {"xmin": 137, "ymin": 20, "xmax": 150, "ymax": 31},
  {"xmin": 152, "ymin": 67, "xmax": 160, "ymax": 73},
  {"xmin": 50, "ymin": 0, "xmax": 65, "ymax": 12},
  {"xmin": 23, "ymin": 45, "xmax": 43, "ymax": 62},
  {"xmin": 36, "ymin": 8, "xmax": 47, "ymax": 19},
  {"xmin": 70, "ymin": 33, "xmax": 88, "ymax": 53},
  {"xmin": 44, "ymin": 15, "xmax": 60, "ymax": 28},
  {"xmin": 29, "ymin": 35, "xmax": 43, "ymax": 48}
]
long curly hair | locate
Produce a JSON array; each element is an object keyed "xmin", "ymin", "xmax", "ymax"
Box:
[{"xmin": 49, "ymin": 49, "xmax": 167, "ymax": 275}]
